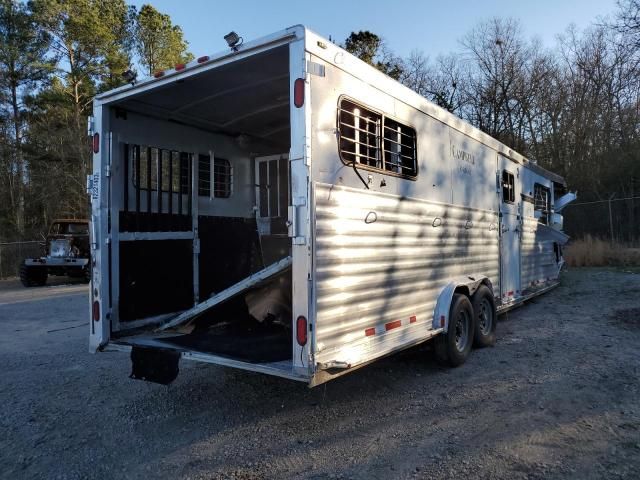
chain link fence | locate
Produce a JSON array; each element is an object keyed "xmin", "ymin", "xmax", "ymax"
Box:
[
  {"xmin": 0, "ymin": 241, "xmax": 44, "ymax": 279},
  {"xmin": 563, "ymin": 196, "xmax": 640, "ymax": 246}
]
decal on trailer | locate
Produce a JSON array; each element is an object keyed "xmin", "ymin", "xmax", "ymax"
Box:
[{"xmin": 91, "ymin": 172, "xmax": 100, "ymax": 200}]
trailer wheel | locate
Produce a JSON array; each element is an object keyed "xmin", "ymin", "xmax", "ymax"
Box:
[
  {"xmin": 19, "ymin": 263, "xmax": 48, "ymax": 287},
  {"xmin": 471, "ymin": 285, "xmax": 497, "ymax": 348},
  {"xmin": 434, "ymin": 293, "xmax": 474, "ymax": 367}
]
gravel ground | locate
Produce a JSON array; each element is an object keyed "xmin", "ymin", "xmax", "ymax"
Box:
[{"xmin": 1, "ymin": 268, "xmax": 639, "ymax": 480}]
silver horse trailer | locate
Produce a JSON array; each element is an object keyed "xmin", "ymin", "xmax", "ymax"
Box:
[{"xmin": 88, "ymin": 25, "xmax": 576, "ymax": 386}]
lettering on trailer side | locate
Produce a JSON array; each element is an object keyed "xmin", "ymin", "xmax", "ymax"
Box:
[{"xmin": 450, "ymin": 143, "xmax": 476, "ymax": 176}]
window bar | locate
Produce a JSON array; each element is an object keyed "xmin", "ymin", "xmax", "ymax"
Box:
[
  {"xmin": 167, "ymin": 150, "xmax": 173, "ymax": 230},
  {"xmin": 157, "ymin": 149, "xmax": 163, "ymax": 221},
  {"xmin": 337, "ymin": 134, "xmax": 379, "ymax": 151},
  {"xmin": 178, "ymin": 153, "xmax": 184, "ymax": 218},
  {"xmin": 354, "ymin": 108, "xmax": 360, "ymax": 164},
  {"xmin": 135, "ymin": 145, "xmax": 141, "ymax": 231},
  {"xmin": 123, "ymin": 143, "xmax": 129, "ymax": 214},
  {"xmin": 339, "ymin": 149, "xmax": 380, "ymax": 163},
  {"xmin": 187, "ymin": 153, "xmax": 192, "ymax": 220},
  {"xmin": 376, "ymin": 119, "xmax": 383, "ymax": 169},
  {"xmin": 146, "ymin": 146, "xmax": 152, "ymax": 215}
]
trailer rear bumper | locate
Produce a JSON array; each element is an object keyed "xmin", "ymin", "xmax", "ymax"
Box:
[
  {"xmin": 25, "ymin": 257, "xmax": 89, "ymax": 267},
  {"xmin": 104, "ymin": 338, "xmax": 310, "ymax": 384}
]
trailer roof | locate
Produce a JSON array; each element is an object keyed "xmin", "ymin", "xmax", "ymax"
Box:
[
  {"xmin": 302, "ymin": 28, "xmax": 568, "ymax": 186},
  {"xmin": 94, "ymin": 24, "xmax": 566, "ymax": 187}
]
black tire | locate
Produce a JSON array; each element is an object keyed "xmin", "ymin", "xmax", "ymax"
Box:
[
  {"xmin": 471, "ymin": 285, "xmax": 497, "ymax": 348},
  {"xmin": 434, "ymin": 293, "xmax": 474, "ymax": 367},
  {"xmin": 19, "ymin": 263, "xmax": 48, "ymax": 287}
]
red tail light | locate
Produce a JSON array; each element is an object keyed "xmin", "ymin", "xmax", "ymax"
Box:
[
  {"xmin": 294, "ymin": 78, "xmax": 305, "ymax": 108},
  {"xmin": 92, "ymin": 133, "xmax": 99, "ymax": 154},
  {"xmin": 92, "ymin": 300, "xmax": 100, "ymax": 322},
  {"xmin": 296, "ymin": 315, "xmax": 307, "ymax": 346}
]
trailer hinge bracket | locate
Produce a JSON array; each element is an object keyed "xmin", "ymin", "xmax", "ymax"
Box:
[
  {"xmin": 105, "ymin": 165, "xmax": 111, "ymax": 177},
  {"xmin": 193, "ymin": 238, "xmax": 200, "ymax": 254},
  {"xmin": 306, "ymin": 60, "xmax": 325, "ymax": 77},
  {"xmin": 318, "ymin": 361, "xmax": 351, "ymax": 370}
]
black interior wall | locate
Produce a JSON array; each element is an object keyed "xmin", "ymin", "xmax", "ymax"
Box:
[
  {"xmin": 118, "ymin": 239, "xmax": 193, "ymax": 321},
  {"xmin": 197, "ymin": 216, "xmax": 263, "ymax": 301}
]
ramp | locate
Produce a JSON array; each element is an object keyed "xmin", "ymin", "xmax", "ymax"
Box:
[{"xmin": 157, "ymin": 256, "xmax": 292, "ymax": 332}]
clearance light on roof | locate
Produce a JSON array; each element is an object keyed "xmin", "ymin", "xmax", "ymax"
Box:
[
  {"xmin": 154, "ymin": 70, "xmax": 165, "ymax": 78},
  {"xmin": 294, "ymin": 78, "xmax": 305, "ymax": 108},
  {"xmin": 197, "ymin": 55, "xmax": 210, "ymax": 63},
  {"xmin": 174, "ymin": 63, "xmax": 186, "ymax": 71}
]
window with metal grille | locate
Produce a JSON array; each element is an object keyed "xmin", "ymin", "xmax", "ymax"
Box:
[
  {"xmin": 338, "ymin": 98, "xmax": 381, "ymax": 168},
  {"xmin": 338, "ymin": 98, "xmax": 417, "ymax": 178},
  {"xmin": 131, "ymin": 145, "xmax": 186, "ymax": 193},
  {"xmin": 502, "ymin": 170, "xmax": 515, "ymax": 203},
  {"xmin": 198, "ymin": 154, "xmax": 211, "ymax": 197},
  {"xmin": 213, "ymin": 158, "xmax": 232, "ymax": 198},
  {"xmin": 383, "ymin": 118, "xmax": 417, "ymax": 176},
  {"xmin": 534, "ymin": 183, "xmax": 551, "ymax": 224}
]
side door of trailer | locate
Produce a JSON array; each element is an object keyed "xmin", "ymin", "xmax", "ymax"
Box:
[{"xmin": 498, "ymin": 155, "xmax": 521, "ymax": 303}]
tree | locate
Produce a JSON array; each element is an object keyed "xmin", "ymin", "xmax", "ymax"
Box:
[
  {"xmin": 344, "ymin": 30, "xmax": 403, "ymax": 80},
  {"xmin": 401, "ymin": 51, "xmax": 466, "ymax": 114},
  {"xmin": 0, "ymin": 0, "xmax": 51, "ymax": 238},
  {"xmin": 33, "ymin": 0, "xmax": 134, "ymax": 116},
  {"xmin": 616, "ymin": 0, "xmax": 640, "ymax": 46},
  {"xmin": 135, "ymin": 4, "xmax": 193, "ymax": 76},
  {"xmin": 19, "ymin": 0, "xmax": 135, "ymax": 224}
]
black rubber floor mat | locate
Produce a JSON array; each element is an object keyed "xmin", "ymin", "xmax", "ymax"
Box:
[{"xmin": 162, "ymin": 327, "xmax": 291, "ymax": 363}]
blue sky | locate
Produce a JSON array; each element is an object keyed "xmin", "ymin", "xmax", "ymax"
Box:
[{"xmin": 130, "ymin": 0, "xmax": 618, "ymax": 59}]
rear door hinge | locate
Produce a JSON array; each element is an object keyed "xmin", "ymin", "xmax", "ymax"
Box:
[{"xmin": 306, "ymin": 60, "xmax": 326, "ymax": 77}]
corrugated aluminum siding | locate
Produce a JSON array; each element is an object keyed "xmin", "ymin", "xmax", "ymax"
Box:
[
  {"xmin": 313, "ymin": 183, "xmax": 499, "ymax": 367},
  {"xmin": 520, "ymin": 217, "xmax": 559, "ymax": 288}
]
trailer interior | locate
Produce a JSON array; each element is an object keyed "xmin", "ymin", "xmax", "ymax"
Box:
[{"xmin": 106, "ymin": 45, "xmax": 296, "ymax": 368}]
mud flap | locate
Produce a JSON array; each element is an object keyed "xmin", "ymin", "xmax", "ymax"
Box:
[{"xmin": 130, "ymin": 346, "xmax": 180, "ymax": 385}]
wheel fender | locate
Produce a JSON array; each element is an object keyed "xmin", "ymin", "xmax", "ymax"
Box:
[{"xmin": 432, "ymin": 276, "xmax": 494, "ymax": 331}]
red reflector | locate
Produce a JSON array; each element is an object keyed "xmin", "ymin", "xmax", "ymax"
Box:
[
  {"xmin": 197, "ymin": 55, "xmax": 210, "ymax": 63},
  {"xmin": 92, "ymin": 300, "xmax": 100, "ymax": 322},
  {"xmin": 440, "ymin": 315, "xmax": 445, "ymax": 327},
  {"xmin": 385, "ymin": 320, "xmax": 402, "ymax": 331},
  {"xmin": 175, "ymin": 63, "xmax": 186, "ymax": 71},
  {"xmin": 409, "ymin": 315, "xmax": 417, "ymax": 323},
  {"xmin": 154, "ymin": 70, "xmax": 165, "ymax": 78},
  {"xmin": 365, "ymin": 327, "xmax": 376, "ymax": 337},
  {"xmin": 294, "ymin": 78, "xmax": 304, "ymax": 108},
  {"xmin": 296, "ymin": 316, "xmax": 307, "ymax": 346},
  {"xmin": 92, "ymin": 133, "xmax": 99, "ymax": 154}
]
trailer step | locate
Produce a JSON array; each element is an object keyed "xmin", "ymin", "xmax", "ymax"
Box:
[{"xmin": 157, "ymin": 256, "xmax": 292, "ymax": 331}]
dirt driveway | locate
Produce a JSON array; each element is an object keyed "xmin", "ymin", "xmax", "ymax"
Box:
[{"xmin": 1, "ymin": 268, "xmax": 639, "ymax": 479}]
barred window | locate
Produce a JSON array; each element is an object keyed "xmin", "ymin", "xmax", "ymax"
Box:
[
  {"xmin": 502, "ymin": 170, "xmax": 515, "ymax": 203},
  {"xmin": 131, "ymin": 145, "xmax": 185, "ymax": 193},
  {"xmin": 383, "ymin": 118, "xmax": 417, "ymax": 176},
  {"xmin": 198, "ymin": 154, "xmax": 211, "ymax": 197},
  {"xmin": 534, "ymin": 183, "xmax": 551, "ymax": 224},
  {"xmin": 338, "ymin": 98, "xmax": 417, "ymax": 178},
  {"xmin": 213, "ymin": 158, "xmax": 232, "ymax": 198}
]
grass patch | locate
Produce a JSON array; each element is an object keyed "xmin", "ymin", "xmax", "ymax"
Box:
[{"xmin": 564, "ymin": 236, "xmax": 640, "ymax": 267}]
